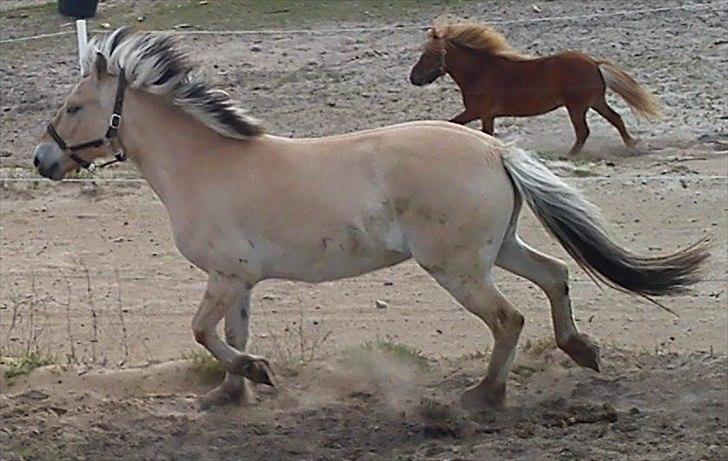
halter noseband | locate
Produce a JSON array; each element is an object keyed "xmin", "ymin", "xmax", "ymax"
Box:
[{"xmin": 46, "ymin": 70, "xmax": 128, "ymax": 171}]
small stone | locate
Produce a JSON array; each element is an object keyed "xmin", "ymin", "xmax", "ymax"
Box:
[
  {"xmin": 250, "ymin": 46, "xmax": 262, "ymax": 52},
  {"xmin": 80, "ymin": 182, "xmax": 98, "ymax": 196},
  {"xmin": 375, "ymin": 300, "xmax": 388, "ymax": 309}
]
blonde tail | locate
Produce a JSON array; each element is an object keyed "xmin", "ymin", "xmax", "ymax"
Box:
[{"xmin": 598, "ymin": 60, "xmax": 662, "ymax": 120}]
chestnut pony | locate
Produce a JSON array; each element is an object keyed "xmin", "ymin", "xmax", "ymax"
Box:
[
  {"xmin": 35, "ymin": 29, "xmax": 705, "ymax": 410},
  {"xmin": 410, "ymin": 19, "xmax": 662, "ymax": 154}
]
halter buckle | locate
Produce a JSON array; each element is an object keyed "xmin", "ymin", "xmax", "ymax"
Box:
[{"xmin": 109, "ymin": 113, "xmax": 121, "ymax": 129}]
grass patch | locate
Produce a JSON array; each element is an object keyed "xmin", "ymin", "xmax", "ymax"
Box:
[
  {"xmin": 344, "ymin": 340, "xmax": 430, "ymax": 370},
  {"xmin": 523, "ymin": 337, "xmax": 557, "ymax": 357},
  {"xmin": 183, "ymin": 349, "xmax": 225, "ymax": 384},
  {"xmin": 1, "ymin": 352, "xmax": 54, "ymax": 385},
  {"xmin": 2, "ymin": 0, "xmax": 471, "ymax": 43},
  {"xmin": 137, "ymin": 0, "xmax": 441, "ymax": 31}
]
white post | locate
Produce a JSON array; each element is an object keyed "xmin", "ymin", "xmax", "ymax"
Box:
[{"xmin": 75, "ymin": 19, "xmax": 88, "ymax": 74}]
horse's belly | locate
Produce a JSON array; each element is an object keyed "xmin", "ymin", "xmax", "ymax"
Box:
[
  {"xmin": 495, "ymin": 96, "xmax": 562, "ymax": 117},
  {"xmin": 262, "ymin": 224, "xmax": 411, "ymax": 283},
  {"xmin": 267, "ymin": 249, "xmax": 410, "ymax": 283}
]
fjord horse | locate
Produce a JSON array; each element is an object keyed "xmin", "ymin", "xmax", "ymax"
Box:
[
  {"xmin": 34, "ymin": 29, "xmax": 705, "ymax": 410},
  {"xmin": 410, "ymin": 19, "xmax": 662, "ymax": 154}
]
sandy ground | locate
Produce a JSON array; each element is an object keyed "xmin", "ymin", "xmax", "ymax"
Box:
[{"xmin": 1, "ymin": 0, "xmax": 727, "ymax": 459}]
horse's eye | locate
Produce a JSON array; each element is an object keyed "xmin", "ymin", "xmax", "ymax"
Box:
[{"xmin": 66, "ymin": 105, "xmax": 82, "ymax": 114}]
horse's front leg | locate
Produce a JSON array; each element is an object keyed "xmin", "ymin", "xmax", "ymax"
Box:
[
  {"xmin": 449, "ymin": 109, "xmax": 478, "ymax": 125},
  {"xmin": 199, "ymin": 288, "xmax": 256, "ymax": 409},
  {"xmin": 481, "ymin": 117, "xmax": 495, "ymax": 135},
  {"xmin": 192, "ymin": 276, "xmax": 274, "ymax": 403}
]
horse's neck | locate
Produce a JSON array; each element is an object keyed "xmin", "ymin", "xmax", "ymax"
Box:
[
  {"xmin": 447, "ymin": 45, "xmax": 508, "ymax": 88},
  {"xmin": 118, "ymin": 90, "xmax": 222, "ymax": 207}
]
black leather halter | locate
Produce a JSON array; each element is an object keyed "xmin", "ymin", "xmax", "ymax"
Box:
[{"xmin": 46, "ymin": 70, "xmax": 128, "ymax": 171}]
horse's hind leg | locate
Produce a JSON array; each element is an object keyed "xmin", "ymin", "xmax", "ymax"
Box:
[
  {"xmin": 495, "ymin": 233, "xmax": 600, "ymax": 371},
  {"xmin": 199, "ymin": 290, "xmax": 254, "ymax": 409},
  {"xmin": 566, "ymin": 104, "xmax": 590, "ymax": 155},
  {"xmin": 425, "ymin": 260, "xmax": 524, "ymax": 408},
  {"xmin": 592, "ymin": 96, "xmax": 637, "ymax": 148}
]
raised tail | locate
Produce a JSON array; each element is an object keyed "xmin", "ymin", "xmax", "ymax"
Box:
[
  {"xmin": 501, "ymin": 148, "xmax": 708, "ymax": 298},
  {"xmin": 598, "ymin": 60, "xmax": 662, "ymax": 120}
]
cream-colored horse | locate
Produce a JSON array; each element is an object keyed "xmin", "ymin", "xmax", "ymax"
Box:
[{"xmin": 34, "ymin": 29, "xmax": 707, "ymax": 409}]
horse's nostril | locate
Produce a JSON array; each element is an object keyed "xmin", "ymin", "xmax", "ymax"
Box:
[{"xmin": 33, "ymin": 155, "xmax": 40, "ymax": 167}]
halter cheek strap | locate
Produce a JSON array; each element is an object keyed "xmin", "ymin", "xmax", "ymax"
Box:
[
  {"xmin": 437, "ymin": 50, "xmax": 447, "ymax": 75},
  {"xmin": 46, "ymin": 70, "xmax": 128, "ymax": 171}
]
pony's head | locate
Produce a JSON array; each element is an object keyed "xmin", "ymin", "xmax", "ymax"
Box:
[
  {"xmin": 409, "ymin": 28, "xmax": 447, "ymax": 86},
  {"xmin": 34, "ymin": 50, "xmax": 122, "ymax": 179},
  {"xmin": 409, "ymin": 17, "xmax": 528, "ymax": 86}
]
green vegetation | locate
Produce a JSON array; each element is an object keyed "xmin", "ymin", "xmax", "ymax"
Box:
[
  {"xmin": 523, "ymin": 336, "xmax": 557, "ymax": 357},
  {"xmin": 344, "ymin": 339, "xmax": 430, "ymax": 370},
  {"xmin": 183, "ymin": 348, "xmax": 226, "ymax": 384},
  {"xmin": 1, "ymin": 0, "xmax": 472, "ymax": 41},
  {"xmin": 1, "ymin": 352, "xmax": 54, "ymax": 384}
]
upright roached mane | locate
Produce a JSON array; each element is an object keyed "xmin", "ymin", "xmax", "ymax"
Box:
[{"xmin": 80, "ymin": 27, "xmax": 264, "ymax": 139}]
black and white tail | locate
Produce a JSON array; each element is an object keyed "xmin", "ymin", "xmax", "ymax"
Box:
[{"xmin": 501, "ymin": 148, "xmax": 708, "ymax": 297}]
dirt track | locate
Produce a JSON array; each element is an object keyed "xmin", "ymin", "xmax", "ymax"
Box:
[{"xmin": 1, "ymin": 1, "xmax": 727, "ymax": 459}]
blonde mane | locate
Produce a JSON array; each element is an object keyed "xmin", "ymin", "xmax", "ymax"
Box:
[
  {"xmin": 430, "ymin": 18, "xmax": 531, "ymax": 60},
  {"xmin": 80, "ymin": 28, "xmax": 264, "ymax": 139}
]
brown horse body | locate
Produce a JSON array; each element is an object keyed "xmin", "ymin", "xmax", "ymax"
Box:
[{"xmin": 410, "ymin": 20, "xmax": 661, "ymax": 154}]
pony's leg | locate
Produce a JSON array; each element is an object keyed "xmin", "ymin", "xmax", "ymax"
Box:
[
  {"xmin": 449, "ymin": 109, "xmax": 478, "ymax": 125},
  {"xmin": 495, "ymin": 234, "xmax": 600, "ymax": 371},
  {"xmin": 481, "ymin": 117, "xmax": 494, "ymax": 135},
  {"xmin": 592, "ymin": 97, "xmax": 637, "ymax": 147},
  {"xmin": 426, "ymin": 262, "xmax": 524, "ymax": 408},
  {"xmin": 192, "ymin": 277, "xmax": 274, "ymax": 392},
  {"xmin": 199, "ymin": 290, "xmax": 254, "ymax": 409},
  {"xmin": 566, "ymin": 104, "xmax": 590, "ymax": 155}
]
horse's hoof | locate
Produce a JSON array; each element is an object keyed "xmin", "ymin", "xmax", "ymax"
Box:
[
  {"xmin": 625, "ymin": 137, "xmax": 639, "ymax": 148},
  {"xmin": 460, "ymin": 382, "xmax": 505, "ymax": 410},
  {"xmin": 199, "ymin": 383, "xmax": 243, "ymax": 410},
  {"xmin": 561, "ymin": 334, "xmax": 601, "ymax": 372},
  {"xmin": 233, "ymin": 355, "xmax": 276, "ymax": 386}
]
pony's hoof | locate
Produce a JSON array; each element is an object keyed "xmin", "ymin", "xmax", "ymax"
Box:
[
  {"xmin": 624, "ymin": 137, "xmax": 639, "ymax": 148},
  {"xmin": 199, "ymin": 383, "xmax": 243, "ymax": 410},
  {"xmin": 233, "ymin": 355, "xmax": 275, "ymax": 386},
  {"xmin": 561, "ymin": 334, "xmax": 601, "ymax": 372},
  {"xmin": 460, "ymin": 383, "xmax": 505, "ymax": 410}
]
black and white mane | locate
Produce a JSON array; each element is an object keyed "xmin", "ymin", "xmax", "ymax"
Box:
[{"xmin": 81, "ymin": 27, "xmax": 264, "ymax": 139}]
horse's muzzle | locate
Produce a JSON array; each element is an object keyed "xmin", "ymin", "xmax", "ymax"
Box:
[
  {"xmin": 409, "ymin": 72, "xmax": 427, "ymax": 86},
  {"xmin": 33, "ymin": 143, "xmax": 64, "ymax": 180}
]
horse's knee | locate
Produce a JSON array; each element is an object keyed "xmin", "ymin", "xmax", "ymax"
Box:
[
  {"xmin": 192, "ymin": 320, "xmax": 208, "ymax": 346},
  {"xmin": 495, "ymin": 306, "xmax": 524, "ymax": 338}
]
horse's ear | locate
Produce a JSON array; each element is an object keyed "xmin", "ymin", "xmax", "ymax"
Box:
[{"xmin": 94, "ymin": 52, "xmax": 108, "ymax": 78}]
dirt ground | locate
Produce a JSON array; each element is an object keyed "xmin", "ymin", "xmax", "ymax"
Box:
[{"xmin": 1, "ymin": 1, "xmax": 726, "ymax": 459}]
